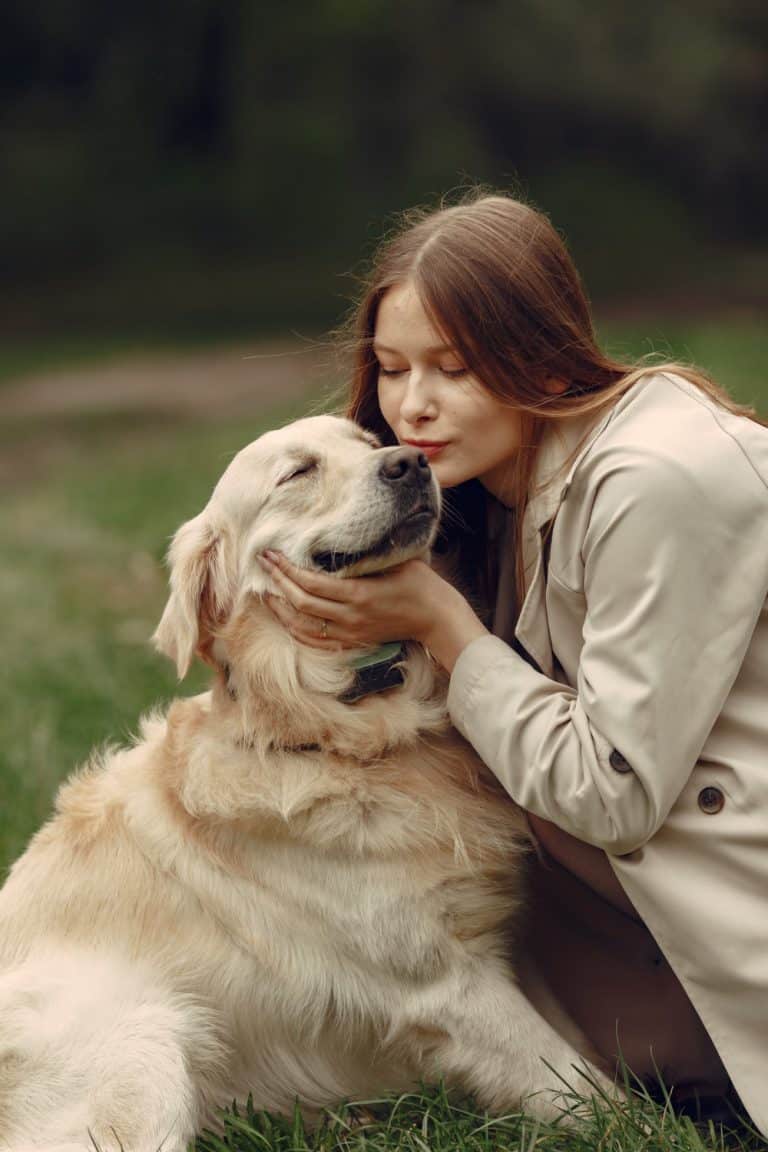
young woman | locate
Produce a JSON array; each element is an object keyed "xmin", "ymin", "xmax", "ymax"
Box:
[{"xmin": 258, "ymin": 193, "xmax": 768, "ymax": 1132}]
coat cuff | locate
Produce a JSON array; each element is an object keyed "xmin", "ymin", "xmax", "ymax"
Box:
[{"xmin": 447, "ymin": 634, "xmax": 528, "ymax": 736}]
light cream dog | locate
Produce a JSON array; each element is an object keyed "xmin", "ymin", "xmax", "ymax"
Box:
[{"xmin": 0, "ymin": 416, "xmax": 609, "ymax": 1151}]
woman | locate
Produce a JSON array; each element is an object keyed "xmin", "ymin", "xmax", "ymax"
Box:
[{"xmin": 258, "ymin": 193, "xmax": 768, "ymax": 1131}]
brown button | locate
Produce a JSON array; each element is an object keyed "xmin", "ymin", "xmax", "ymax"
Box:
[
  {"xmin": 609, "ymin": 748, "xmax": 632, "ymax": 773},
  {"xmin": 698, "ymin": 786, "xmax": 725, "ymax": 815}
]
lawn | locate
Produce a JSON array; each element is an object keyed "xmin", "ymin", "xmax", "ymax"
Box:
[{"xmin": 1, "ymin": 316, "xmax": 766, "ymax": 1150}]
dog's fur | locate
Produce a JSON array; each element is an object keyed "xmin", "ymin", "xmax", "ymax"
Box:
[{"xmin": 0, "ymin": 416, "xmax": 608, "ymax": 1151}]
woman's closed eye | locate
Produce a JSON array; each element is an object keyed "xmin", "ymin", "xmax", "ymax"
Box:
[
  {"xmin": 377, "ymin": 364, "xmax": 468, "ymax": 379},
  {"xmin": 439, "ymin": 365, "xmax": 468, "ymax": 379}
]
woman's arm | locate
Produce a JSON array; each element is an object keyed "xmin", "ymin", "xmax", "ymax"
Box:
[{"xmin": 449, "ymin": 450, "xmax": 768, "ymax": 855}]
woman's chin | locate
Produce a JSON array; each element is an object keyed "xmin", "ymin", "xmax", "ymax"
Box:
[{"xmin": 432, "ymin": 464, "xmax": 472, "ymax": 490}]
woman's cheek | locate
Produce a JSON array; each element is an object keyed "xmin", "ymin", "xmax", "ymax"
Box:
[{"xmin": 376, "ymin": 384, "xmax": 397, "ymax": 430}]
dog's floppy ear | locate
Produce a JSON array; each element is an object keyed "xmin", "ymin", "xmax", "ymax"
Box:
[{"xmin": 153, "ymin": 512, "xmax": 234, "ymax": 679}]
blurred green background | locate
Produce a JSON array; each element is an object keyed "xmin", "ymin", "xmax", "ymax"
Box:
[
  {"xmin": 3, "ymin": 0, "xmax": 767, "ymax": 337},
  {"xmin": 2, "ymin": 0, "xmax": 767, "ymax": 872}
]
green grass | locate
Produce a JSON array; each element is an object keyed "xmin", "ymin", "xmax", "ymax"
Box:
[
  {"xmin": 0, "ymin": 405, "xmax": 307, "ymax": 869},
  {"xmin": 0, "ymin": 328, "xmax": 275, "ymax": 387},
  {"xmin": 1, "ymin": 318, "xmax": 766, "ymax": 1149},
  {"xmin": 193, "ymin": 1080, "xmax": 765, "ymax": 1152},
  {"xmin": 0, "ymin": 334, "xmax": 156, "ymax": 386},
  {"xmin": 597, "ymin": 317, "xmax": 767, "ymax": 412}
]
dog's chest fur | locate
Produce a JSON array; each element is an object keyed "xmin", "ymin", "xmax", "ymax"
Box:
[
  {"xmin": 0, "ymin": 688, "xmax": 530, "ymax": 1115},
  {"xmin": 6, "ymin": 692, "xmax": 522, "ymax": 959},
  {"xmin": 158, "ymin": 692, "xmax": 529, "ymax": 976}
]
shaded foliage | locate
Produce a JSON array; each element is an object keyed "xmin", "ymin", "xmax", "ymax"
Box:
[{"xmin": 1, "ymin": 1, "xmax": 766, "ymax": 330}]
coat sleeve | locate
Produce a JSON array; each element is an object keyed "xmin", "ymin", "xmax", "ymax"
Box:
[{"xmin": 447, "ymin": 449, "xmax": 768, "ymax": 855}]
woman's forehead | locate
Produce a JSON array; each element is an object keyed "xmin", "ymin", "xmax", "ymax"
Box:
[{"xmin": 375, "ymin": 283, "xmax": 455, "ymax": 353}]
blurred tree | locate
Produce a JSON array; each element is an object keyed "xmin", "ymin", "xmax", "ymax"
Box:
[{"xmin": 0, "ymin": 0, "xmax": 765, "ymax": 331}]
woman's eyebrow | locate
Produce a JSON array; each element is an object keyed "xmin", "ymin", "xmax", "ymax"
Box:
[{"xmin": 373, "ymin": 342, "xmax": 456, "ymax": 355}]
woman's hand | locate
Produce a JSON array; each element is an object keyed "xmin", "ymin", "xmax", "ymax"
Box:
[{"xmin": 257, "ymin": 551, "xmax": 488, "ymax": 672}]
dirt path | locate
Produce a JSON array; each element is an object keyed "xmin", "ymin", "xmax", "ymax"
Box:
[
  {"xmin": 1, "ymin": 340, "xmax": 342, "ymax": 421},
  {"xmin": 0, "ymin": 340, "xmax": 347, "ymax": 492}
]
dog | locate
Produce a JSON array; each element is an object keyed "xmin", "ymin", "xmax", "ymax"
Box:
[{"xmin": 0, "ymin": 415, "xmax": 610, "ymax": 1151}]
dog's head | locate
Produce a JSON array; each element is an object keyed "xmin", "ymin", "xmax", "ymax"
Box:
[{"xmin": 153, "ymin": 415, "xmax": 441, "ymax": 683}]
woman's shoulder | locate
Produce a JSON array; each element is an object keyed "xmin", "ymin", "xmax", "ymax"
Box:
[{"xmin": 574, "ymin": 370, "xmax": 768, "ymax": 502}]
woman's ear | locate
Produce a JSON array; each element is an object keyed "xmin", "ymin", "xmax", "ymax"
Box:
[
  {"xmin": 543, "ymin": 377, "xmax": 569, "ymax": 395},
  {"xmin": 152, "ymin": 512, "xmax": 234, "ymax": 679}
]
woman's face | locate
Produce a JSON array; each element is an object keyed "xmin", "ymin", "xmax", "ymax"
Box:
[{"xmin": 375, "ymin": 281, "xmax": 522, "ymax": 502}]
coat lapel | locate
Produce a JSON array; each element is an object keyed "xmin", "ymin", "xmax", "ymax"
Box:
[
  {"xmin": 514, "ymin": 511, "xmax": 555, "ymax": 676},
  {"xmin": 512, "ymin": 405, "xmax": 617, "ymax": 677}
]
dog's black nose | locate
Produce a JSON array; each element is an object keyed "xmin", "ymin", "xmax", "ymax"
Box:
[{"xmin": 379, "ymin": 447, "xmax": 430, "ymax": 485}]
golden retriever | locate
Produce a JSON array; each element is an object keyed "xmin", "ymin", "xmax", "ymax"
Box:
[{"xmin": 0, "ymin": 415, "xmax": 608, "ymax": 1151}]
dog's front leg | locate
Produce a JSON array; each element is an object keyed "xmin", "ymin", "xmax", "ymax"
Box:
[
  {"xmin": 397, "ymin": 960, "xmax": 617, "ymax": 1123},
  {"xmin": 0, "ymin": 948, "xmax": 222, "ymax": 1152}
]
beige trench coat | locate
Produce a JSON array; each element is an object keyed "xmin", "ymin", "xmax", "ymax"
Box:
[{"xmin": 447, "ymin": 371, "xmax": 768, "ymax": 1132}]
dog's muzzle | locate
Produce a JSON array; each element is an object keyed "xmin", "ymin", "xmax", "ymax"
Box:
[{"xmin": 312, "ymin": 448, "xmax": 438, "ymax": 574}]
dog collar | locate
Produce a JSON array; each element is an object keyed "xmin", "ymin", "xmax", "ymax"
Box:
[
  {"xmin": 224, "ymin": 642, "xmax": 406, "ymax": 710},
  {"xmin": 340, "ymin": 641, "xmax": 406, "ymax": 704},
  {"xmin": 233, "ymin": 643, "xmax": 406, "ymax": 754}
]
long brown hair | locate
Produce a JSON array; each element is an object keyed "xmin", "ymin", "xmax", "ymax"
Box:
[{"xmin": 342, "ymin": 191, "xmax": 759, "ymax": 607}]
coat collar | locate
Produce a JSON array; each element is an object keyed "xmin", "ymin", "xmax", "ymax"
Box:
[
  {"xmin": 525, "ymin": 405, "xmax": 615, "ymax": 532},
  {"xmin": 510, "ymin": 404, "xmax": 617, "ymax": 676}
]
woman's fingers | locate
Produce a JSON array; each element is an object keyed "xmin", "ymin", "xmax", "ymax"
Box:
[
  {"xmin": 261, "ymin": 550, "xmax": 358, "ymax": 604},
  {"xmin": 265, "ymin": 593, "xmax": 352, "ymax": 649},
  {"xmin": 258, "ymin": 556, "xmax": 336, "ymax": 616},
  {"xmin": 256, "ymin": 552, "xmax": 445, "ymax": 650}
]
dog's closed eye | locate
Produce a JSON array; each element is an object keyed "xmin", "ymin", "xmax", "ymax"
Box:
[{"xmin": 277, "ymin": 458, "xmax": 319, "ymax": 486}]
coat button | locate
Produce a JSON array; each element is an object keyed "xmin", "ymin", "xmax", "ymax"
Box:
[
  {"xmin": 698, "ymin": 786, "xmax": 725, "ymax": 815},
  {"xmin": 609, "ymin": 748, "xmax": 632, "ymax": 773}
]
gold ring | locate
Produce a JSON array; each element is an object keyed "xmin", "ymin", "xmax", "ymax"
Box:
[{"xmin": 320, "ymin": 618, "xmax": 329, "ymax": 639}]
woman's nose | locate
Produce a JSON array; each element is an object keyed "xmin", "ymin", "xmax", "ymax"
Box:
[{"xmin": 399, "ymin": 371, "xmax": 436, "ymax": 421}]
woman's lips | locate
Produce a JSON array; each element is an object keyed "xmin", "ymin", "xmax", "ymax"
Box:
[{"xmin": 404, "ymin": 440, "xmax": 449, "ymax": 460}]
